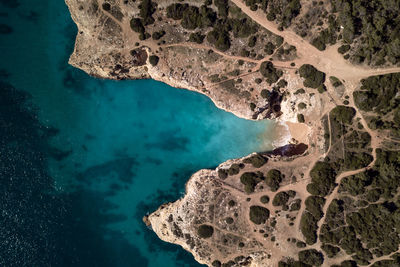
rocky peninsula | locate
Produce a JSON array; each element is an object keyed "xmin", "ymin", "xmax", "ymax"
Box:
[{"xmin": 66, "ymin": 0, "xmax": 400, "ymax": 266}]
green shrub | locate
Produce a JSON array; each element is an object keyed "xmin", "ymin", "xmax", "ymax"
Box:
[
  {"xmin": 249, "ymin": 205, "xmax": 270, "ymax": 224},
  {"xmin": 265, "ymin": 169, "xmax": 282, "ymax": 191},
  {"xmin": 330, "ymin": 106, "xmax": 356, "ymax": 125},
  {"xmin": 228, "ymin": 163, "xmax": 240, "ymax": 175},
  {"xmin": 218, "ymin": 169, "xmax": 228, "ymax": 179},
  {"xmin": 264, "ymin": 42, "xmax": 276, "ymax": 55},
  {"xmin": 300, "ymin": 211, "xmax": 318, "ymax": 244},
  {"xmin": 240, "ymin": 172, "xmax": 264, "ymax": 193},
  {"xmin": 298, "ymin": 249, "xmax": 324, "ymax": 266},
  {"xmin": 343, "ymin": 152, "xmax": 373, "ymax": 170},
  {"xmin": 149, "ymin": 55, "xmax": 159, "ymax": 66},
  {"xmin": 138, "ymin": 0, "xmax": 156, "ymax": 25},
  {"xmin": 212, "ymin": 260, "xmax": 222, "ymax": 267},
  {"xmin": 338, "ymin": 45, "xmax": 351, "ymax": 54},
  {"xmin": 317, "ymin": 84, "xmax": 327, "ymax": 94},
  {"xmin": 260, "ymin": 195, "xmax": 270, "ymax": 204},
  {"xmin": 228, "ymin": 69, "xmax": 240, "ymax": 76},
  {"xmin": 207, "ymin": 29, "xmax": 231, "ymax": 52},
  {"xmin": 230, "ymin": 18, "xmax": 258, "ymax": 38},
  {"xmin": 189, "ymin": 32, "xmax": 205, "ymax": 44},
  {"xmin": 181, "ymin": 6, "xmax": 200, "ymax": 29},
  {"xmin": 299, "ymin": 64, "xmax": 326, "ymax": 88},
  {"xmin": 166, "ymin": 3, "xmax": 187, "ymax": 20},
  {"xmin": 298, "ymin": 102, "xmax": 306, "ymax": 110},
  {"xmin": 322, "ymin": 244, "xmax": 340, "ymax": 258},
  {"xmin": 329, "ymin": 76, "xmax": 343, "ymax": 87},
  {"xmin": 152, "ymin": 30, "xmax": 165, "ymax": 40},
  {"xmin": 197, "ymin": 224, "xmax": 214, "ymax": 238},
  {"xmin": 311, "ymin": 36, "xmax": 326, "ymax": 51},
  {"xmin": 296, "ymin": 241, "xmax": 306, "ymax": 248},
  {"xmin": 248, "ymin": 35, "xmax": 257, "ymax": 47},
  {"xmin": 261, "ymin": 89, "xmax": 270, "ymax": 99},
  {"xmin": 277, "ymin": 79, "xmax": 288, "ymax": 88},
  {"xmin": 130, "ymin": 18, "xmax": 145, "ymax": 33},
  {"xmin": 290, "ymin": 199, "xmax": 301, "ymax": 211},
  {"xmin": 275, "ymin": 36, "xmax": 284, "ymax": 46},
  {"xmin": 297, "ymin": 114, "xmax": 305, "ymax": 123},
  {"xmin": 337, "ymin": 260, "xmax": 357, "ymax": 267},
  {"xmin": 214, "ymin": 0, "xmax": 228, "ymax": 17},
  {"xmin": 307, "ymin": 161, "xmax": 336, "ymax": 197},
  {"xmin": 272, "ymin": 191, "xmax": 290, "ymax": 206},
  {"xmin": 354, "ymin": 74, "xmax": 400, "ymax": 136},
  {"xmin": 243, "ymin": 154, "xmax": 268, "ymax": 168},
  {"xmin": 225, "ymin": 217, "xmax": 234, "ymax": 224},
  {"xmin": 259, "ymin": 61, "xmax": 281, "ymax": 84},
  {"xmin": 305, "ymin": 196, "xmax": 325, "ymax": 219},
  {"xmin": 339, "ymin": 172, "xmax": 371, "ymax": 196},
  {"xmin": 102, "ymin": 3, "xmax": 111, "ymax": 11}
]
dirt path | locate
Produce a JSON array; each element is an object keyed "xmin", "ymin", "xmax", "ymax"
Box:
[
  {"xmin": 315, "ymin": 82, "xmax": 380, "ymax": 241},
  {"xmin": 98, "ymin": 0, "xmax": 400, "ymax": 263},
  {"xmin": 230, "ymin": 0, "xmax": 400, "ymax": 81},
  {"xmin": 161, "ymin": 43, "xmax": 300, "ymax": 71}
]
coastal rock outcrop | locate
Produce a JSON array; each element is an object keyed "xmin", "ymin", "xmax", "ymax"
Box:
[{"xmin": 65, "ymin": 0, "xmax": 400, "ymax": 266}]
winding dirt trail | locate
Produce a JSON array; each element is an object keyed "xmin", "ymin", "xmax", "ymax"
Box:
[
  {"xmin": 94, "ymin": 0, "xmax": 400, "ymax": 263},
  {"xmin": 226, "ymin": 1, "xmax": 400, "ymax": 260},
  {"xmin": 317, "ymin": 83, "xmax": 380, "ymax": 234},
  {"xmin": 230, "ymin": 0, "xmax": 400, "ymax": 81}
]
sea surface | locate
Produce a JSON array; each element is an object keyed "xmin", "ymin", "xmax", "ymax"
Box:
[{"xmin": 0, "ymin": 0, "xmax": 276, "ymax": 266}]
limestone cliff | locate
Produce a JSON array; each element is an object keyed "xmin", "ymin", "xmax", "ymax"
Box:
[
  {"xmin": 65, "ymin": 0, "xmax": 400, "ymax": 266},
  {"xmin": 64, "ymin": 0, "xmax": 313, "ymax": 121}
]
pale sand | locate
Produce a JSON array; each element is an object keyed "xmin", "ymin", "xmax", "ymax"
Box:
[
  {"xmin": 286, "ymin": 121, "xmax": 310, "ymax": 145},
  {"xmin": 270, "ymin": 121, "xmax": 310, "ymax": 148}
]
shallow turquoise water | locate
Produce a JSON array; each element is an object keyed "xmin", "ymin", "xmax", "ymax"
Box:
[{"xmin": 0, "ymin": 1, "xmax": 275, "ymax": 266}]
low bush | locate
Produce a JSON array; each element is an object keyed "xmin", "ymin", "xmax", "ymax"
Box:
[
  {"xmin": 228, "ymin": 163, "xmax": 240, "ymax": 175},
  {"xmin": 297, "ymin": 114, "xmax": 305, "ymax": 123},
  {"xmin": 306, "ymin": 161, "xmax": 336, "ymax": 197},
  {"xmin": 305, "ymin": 196, "xmax": 325, "ymax": 219},
  {"xmin": 240, "ymin": 172, "xmax": 264, "ymax": 193},
  {"xmin": 259, "ymin": 61, "xmax": 282, "ymax": 84},
  {"xmin": 218, "ymin": 169, "xmax": 228, "ymax": 179},
  {"xmin": 300, "ymin": 211, "xmax": 318, "ymax": 244},
  {"xmin": 197, "ymin": 224, "xmax": 214, "ymax": 238},
  {"xmin": 330, "ymin": 106, "xmax": 356, "ymax": 125},
  {"xmin": 298, "ymin": 249, "xmax": 324, "ymax": 266},
  {"xmin": 290, "ymin": 199, "xmax": 301, "ymax": 211},
  {"xmin": 243, "ymin": 154, "xmax": 268, "ymax": 168},
  {"xmin": 149, "ymin": 55, "xmax": 159, "ymax": 66},
  {"xmin": 329, "ymin": 76, "xmax": 343, "ymax": 87},
  {"xmin": 260, "ymin": 195, "xmax": 270, "ymax": 204},
  {"xmin": 189, "ymin": 32, "xmax": 205, "ymax": 44},
  {"xmin": 249, "ymin": 205, "xmax": 270, "ymax": 224},
  {"xmin": 272, "ymin": 191, "xmax": 290, "ymax": 206},
  {"xmin": 265, "ymin": 169, "xmax": 282, "ymax": 191},
  {"xmin": 152, "ymin": 30, "xmax": 165, "ymax": 40},
  {"xmin": 299, "ymin": 64, "xmax": 326, "ymax": 89},
  {"xmin": 322, "ymin": 244, "xmax": 340, "ymax": 258},
  {"xmin": 338, "ymin": 45, "xmax": 350, "ymax": 54},
  {"xmin": 130, "ymin": 18, "xmax": 145, "ymax": 34}
]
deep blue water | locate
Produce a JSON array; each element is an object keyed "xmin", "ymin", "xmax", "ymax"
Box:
[{"xmin": 0, "ymin": 0, "xmax": 275, "ymax": 266}]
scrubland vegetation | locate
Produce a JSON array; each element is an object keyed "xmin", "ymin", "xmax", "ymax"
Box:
[{"xmin": 354, "ymin": 73, "xmax": 400, "ymax": 137}]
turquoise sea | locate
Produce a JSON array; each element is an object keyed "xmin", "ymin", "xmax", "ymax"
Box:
[{"xmin": 0, "ymin": 0, "xmax": 275, "ymax": 266}]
